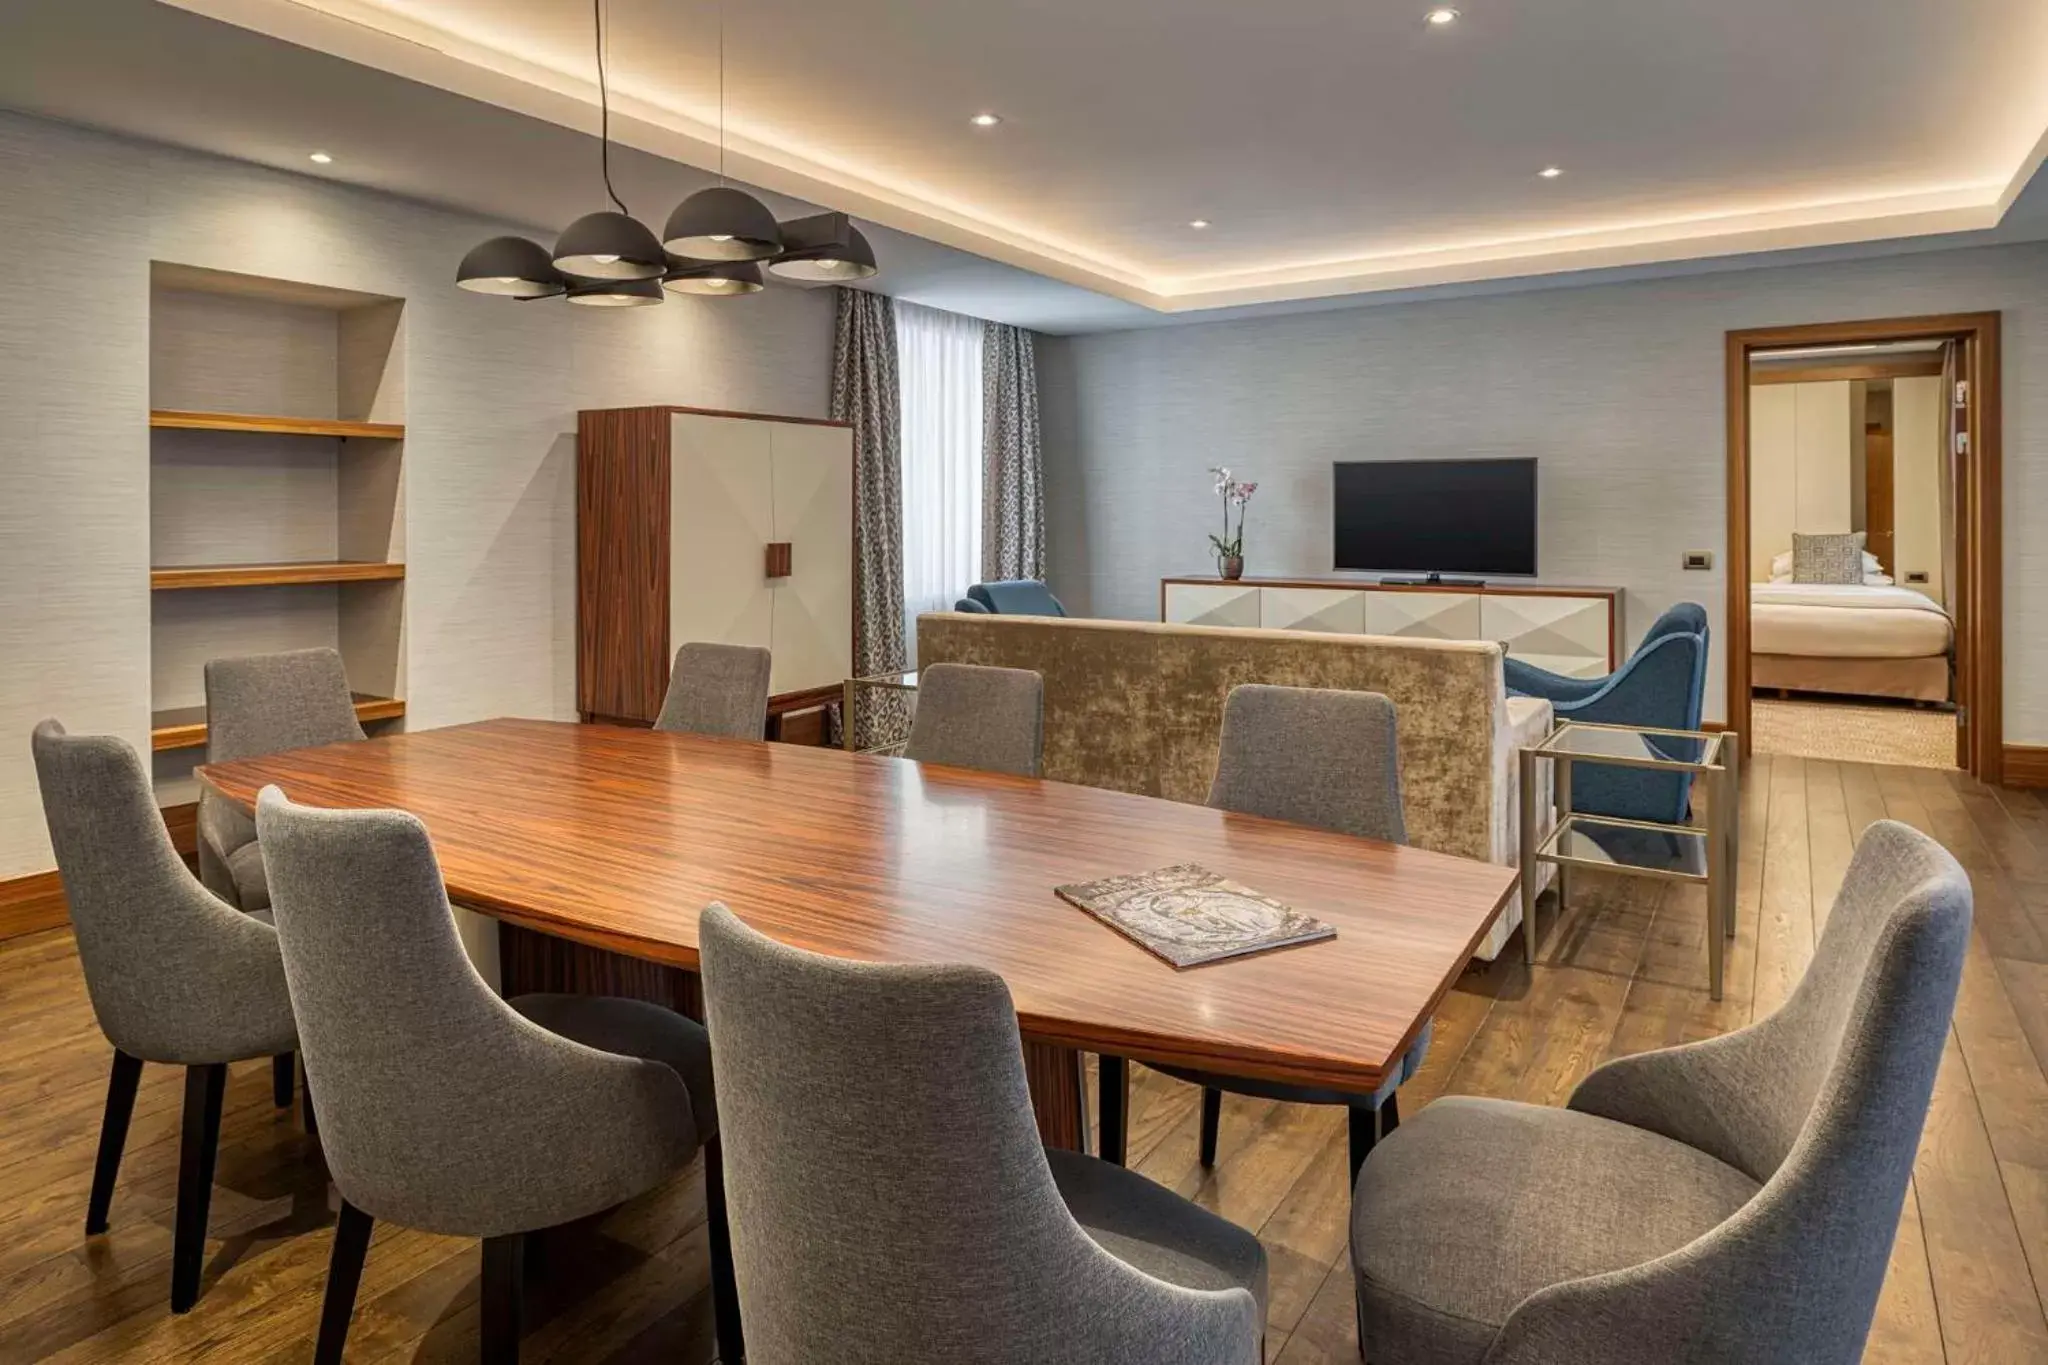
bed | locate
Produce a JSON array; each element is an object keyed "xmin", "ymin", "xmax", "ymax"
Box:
[{"xmin": 1750, "ymin": 582, "xmax": 1953, "ymax": 703}]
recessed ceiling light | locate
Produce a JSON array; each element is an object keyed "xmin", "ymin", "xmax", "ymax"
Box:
[
  {"xmin": 1188, "ymin": 219, "xmax": 1211, "ymax": 230},
  {"xmin": 1425, "ymin": 7, "xmax": 1460, "ymax": 25},
  {"xmin": 308, "ymin": 151, "xmax": 334, "ymax": 164},
  {"xmin": 1539, "ymin": 166, "xmax": 1564, "ymax": 178},
  {"xmin": 970, "ymin": 113, "xmax": 1002, "ymax": 127}
]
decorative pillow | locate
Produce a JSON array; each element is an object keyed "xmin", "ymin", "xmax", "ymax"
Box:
[
  {"xmin": 1772, "ymin": 548, "xmax": 1882, "ymax": 579},
  {"xmin": 1792, "ymin": 531, "xmax": 1868, "ymax": 585}
]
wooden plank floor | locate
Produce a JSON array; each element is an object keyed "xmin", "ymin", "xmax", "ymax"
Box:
[{"xmin": 2, "ymin": 755, "xmax": 2044, "ymax": 1362}]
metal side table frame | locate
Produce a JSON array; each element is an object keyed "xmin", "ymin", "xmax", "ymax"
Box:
[
  {"xmin": 841, "ymin": 669, "xmax": 918, "ymax": 756},
  {"xmin": 1519, "ymin": 721, "xmax": 1740, "ymax": 999}
]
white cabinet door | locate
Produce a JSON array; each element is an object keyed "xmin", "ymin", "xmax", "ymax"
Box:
[
  {"xmin": 1260, "ymin": 587, "xmax": 1366, "ymax": 633},
  {"xmin": 1164, "ymin": 582, "xmax": 1260, "ymax": 628},
  {"xmin": 1363, "ymin": 590, "xmax": 1481, "ymax": 641},
  {"xmin": 1482, "ymin": 594, "xmax": 1610, "ymax": 679},
  {"xmin": 670, "ymin": 414, "xmax": 774, "ymax": 666},
  {"xmin": 767, "ymin": 422, "xmax": 854, "ymax": 695}
]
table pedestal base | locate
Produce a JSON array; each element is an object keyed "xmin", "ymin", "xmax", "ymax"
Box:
[{"xmin": 498, "ymin": 923, "xmax": 1090, "ymax": 1151}]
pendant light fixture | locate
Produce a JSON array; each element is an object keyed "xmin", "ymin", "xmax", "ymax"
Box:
[
  {"xmin": 551, "ymin": 0, "xmax": 665, "ymax": 280},
  {"xmin": 568, "ymin": 278, "xmax": 667, "ymax": 307},
  {"xmin": 456, "ymin": 236, "xmax": 568, "ymax": 297},
  {"xmin": 454, "ymin": 0, "xmax": 880, "ymax": 304},
  {"xmin": 767, "ymin": 216, "xmax": 879, "ymax": 282},
  {"xmin": 662, "ymin": 0, "xmax": 782, "ymax": 261},
  {"xmin": 664, "ymin": 260, "xmax": 765, "ymax": 296}
]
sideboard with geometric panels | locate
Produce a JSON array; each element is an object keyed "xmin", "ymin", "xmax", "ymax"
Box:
[{"xmin": 1160, "ymin": 576, "xmax": 1623, "ymax": 679}]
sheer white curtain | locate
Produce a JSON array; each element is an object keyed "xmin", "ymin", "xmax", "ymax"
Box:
[{"xmin": 896, "ymin": 300, "xmax": 985, "ymax": 658}]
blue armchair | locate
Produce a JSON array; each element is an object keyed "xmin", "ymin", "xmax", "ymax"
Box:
[
  {"xmin": 950, "ymin": 596, "xmax": 992, "ymax": 613},
  {"xmin": 965, "ymin": 579, "xmax": 1067, "ymax": 616},
  {"xmin": 1506, "ymin": 602, "xmax": 1709, "ymax": 824}
]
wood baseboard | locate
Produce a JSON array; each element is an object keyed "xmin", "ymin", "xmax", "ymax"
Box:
[
  {"xmin": 2003, "ymin": 745, "xmax": 2048, "ymax": 789},
  {"xmin": 0, "ymin": 801, "xmax": 202, "ymax": 943},
  {"xmin": 0, "ymin": 870, "xmax": 68, "ymax": 941}
]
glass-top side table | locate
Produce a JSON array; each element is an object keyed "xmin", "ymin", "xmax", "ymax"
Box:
[
  {"xmin": 1519, "ymin": 720, "xmax": 1740, "ymax": 1000},
  {"xmin": 842, "ymin": 669, "xmax": 918, "ymax": 756}
]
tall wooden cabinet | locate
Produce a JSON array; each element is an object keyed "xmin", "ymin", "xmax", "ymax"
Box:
[{"xmin": 577, "ymin": 406, "xmax": 854, "ymax": 727}]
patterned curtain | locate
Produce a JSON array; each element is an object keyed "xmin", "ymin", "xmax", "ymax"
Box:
[
  {"xmin": 831, "ymin": 288, "xmax": 910, "ymax": 748},
  {"xmin": 981, "ymin": 322, "xmax": 1046, "ymax": 581}
]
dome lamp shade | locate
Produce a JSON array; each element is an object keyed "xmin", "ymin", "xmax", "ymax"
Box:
[
  {"xmin": 553, "ymin": 211, "xmax": 667, "ymax": 280},
  {"xmin": 663, "ymin": 260, "xmax": 766, "ymax": 296},
  {"xmin": 564, "ymin": 277, "xmax": 666, "ymax": 308},
  {"xmin": 456, "ymin": 236, "xmax": 568, "ymax": 297},
  {"xmin": 663, "ymin": 187, "xmax": 784, "ymax": 261},
  {"xmin": 767, "ymin": 222, "xmax": 878, "ymax": 282}
]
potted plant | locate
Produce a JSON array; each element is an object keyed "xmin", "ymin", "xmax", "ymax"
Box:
[{"xmin": 1206, "ymin": 466, "xmax": 1258, "ymax": 580}]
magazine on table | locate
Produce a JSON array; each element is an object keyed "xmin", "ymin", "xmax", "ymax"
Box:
[{"xmin": 1054, "ymin": 863, "xmax": 1336, "ymax": 969}]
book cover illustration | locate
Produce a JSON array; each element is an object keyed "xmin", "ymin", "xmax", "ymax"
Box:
[{"xmin": 1054, "ymin": 863, "xmax": 1336, "ymax": 969}]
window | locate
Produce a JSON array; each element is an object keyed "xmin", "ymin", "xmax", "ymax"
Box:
[{"xmin": 896, "ymin": 300, "xmax": 984, "ymax": 655}]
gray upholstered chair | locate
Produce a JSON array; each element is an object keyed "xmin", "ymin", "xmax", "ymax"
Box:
[
  {"xmin": 902, "ymin": 662, "xmax": 1044, "ymax": 778},
  {"xmin": 253, "ymin": 788, "xmax": 728, "ymax": 1365},
  {"xmin": 1351, "ymin": 819, "xmax": 1971, "ymax": 1364},
  {"xmin": 197, "ymin": 647, "xmax": 366, "ymax": 916},
  {"xmin": 31, "ymin": 720, "xmax": 301, "ymax": 1314},
  {"xmin": 653, "ymin": 641, "xmax": 773, "ymax": 740},
  {"xmin": 698, "ymin": 902, "xmax": 1267, "ymax": 1364},
  {"xmin": 1102, "ymin": 684, "xmax": 1424, "ymax": 1180}
]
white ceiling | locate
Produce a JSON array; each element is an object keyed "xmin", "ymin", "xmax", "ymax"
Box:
[
  {"xmin": 4, "ymin": 0, "xmax": 2047, "ymax": 332},
  {"xmin": 158, "ymin": 0, "xmax": 2048, "ymax": 311}
]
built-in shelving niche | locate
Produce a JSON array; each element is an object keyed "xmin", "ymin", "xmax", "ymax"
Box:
[{"xmin": 149, "ymin": 262, "xmax": 407, "ymax": 808}]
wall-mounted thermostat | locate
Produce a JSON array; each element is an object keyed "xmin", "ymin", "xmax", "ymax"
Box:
[{"xmin": 1682, "ymin": 550, "xmax": 1713, "ymax": 571}]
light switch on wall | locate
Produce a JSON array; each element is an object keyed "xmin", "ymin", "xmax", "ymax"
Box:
[
  {"xmin": 1683, "ymin": 550, "xmax": 1713, "ymax": 571},
  {"xmin": 1905, "ymin": 570, "xmax": 1930, "ymax": 585}
]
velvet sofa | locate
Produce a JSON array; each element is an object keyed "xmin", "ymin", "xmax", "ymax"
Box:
[{"xmin": 916, "ymin": 613, "xmax": 1551, "ymax": 959}]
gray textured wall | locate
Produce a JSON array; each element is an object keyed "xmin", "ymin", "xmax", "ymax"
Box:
[
  {"xmin": 1040, "ymin": 241, "xmax": 2048, "ymax": 736},
  {"xmin": 0, "ymin": 112, "xmax": 834, "ymax": 877}
]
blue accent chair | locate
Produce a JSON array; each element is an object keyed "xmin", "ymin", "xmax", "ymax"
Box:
[
  {"xmin": 951, "ymin": 597, "xmax": 992, "ymax": 613},
  {"xmin": 1505, "ymin": 603, "xmax": 1709, "ymax": 824},
  {"xmin": 965, "ymin": 580, "xmax": 1067, "ymax": 617}
]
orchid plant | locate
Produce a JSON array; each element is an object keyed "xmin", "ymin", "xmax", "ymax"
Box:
[{"xmin": 1206, "ymin": 465, "xmax": 1259, "ymax": 569}]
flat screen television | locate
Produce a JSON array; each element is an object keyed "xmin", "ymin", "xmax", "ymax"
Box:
[{"xmin": 1332, "ymin": 458, "xmax": 1537, "ymax": 581}]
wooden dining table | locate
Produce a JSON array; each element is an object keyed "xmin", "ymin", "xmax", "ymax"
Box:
[{"xmin": 200, "ymin": 717, "xmax": 1518, "ymax": 1150}]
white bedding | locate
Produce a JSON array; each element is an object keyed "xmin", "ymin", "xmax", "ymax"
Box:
[{"xmin": 1750, "ymin": 582, "xmax": 1952, "ymax": 659}]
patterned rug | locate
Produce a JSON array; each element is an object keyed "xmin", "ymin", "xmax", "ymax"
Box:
[{"xmin": 1750, "ymin": 697, "xmax": 1956, "ymax": 770}]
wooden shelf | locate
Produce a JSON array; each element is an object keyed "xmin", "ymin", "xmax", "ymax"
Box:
[
  {"xmin": 151, "ymin": 695, "xmax": 405, "ymax": 752},
  {"xmin": 150, "ymin": 409, "xmax": 405, "ymax": 440},
  {"xmin": 150, "ymin": 561, "xmax": 407, "ymax": 591}
]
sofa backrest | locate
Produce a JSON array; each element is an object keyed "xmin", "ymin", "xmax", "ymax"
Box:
[{"xmin": 916, "ymin": 613, "xmax": 1510, "ymax": 863}]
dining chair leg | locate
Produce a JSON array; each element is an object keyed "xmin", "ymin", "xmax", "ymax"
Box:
[
  {"xmin": 480, "ymin": 1230, "xmax": 525, "ymax": 1365},
  {"xmin": 1198, "ymin": 1086, "xmax": 1222, "ymax": 1168},
  {"xmin": 1347, "ymin": 1106, "xmax": 1379, "ymax": 1184},
  {"xmin": 705, "ymin": 1137, "xmax": 745, "ymax": 1364},
  {"xmin": 171, "ymin": 1062, "xmax": 227, "ymax": 1313},
  {"xmin": 1096, "ymin": 1056, "xmax": 1128, "ymax": 1166},
  {"xmin": 314, "ymin": 1201, "xmax": 374, "ymax": 1365},
  {"xmin": 303, "ymin": 1075, "xmax": 319, "ymax": 1138},
  {"xmin": 272, "ymin": 1053, "xmax": 295, "ymax": 1109},
  {"xmin": 85, "ymin": 1050, "xmax": 143, "ymax": 1235}
]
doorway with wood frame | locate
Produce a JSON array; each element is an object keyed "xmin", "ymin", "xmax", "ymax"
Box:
[{"xmin": 1724, "ymin": 313, "xmax": 2001, "ymax": 779}]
